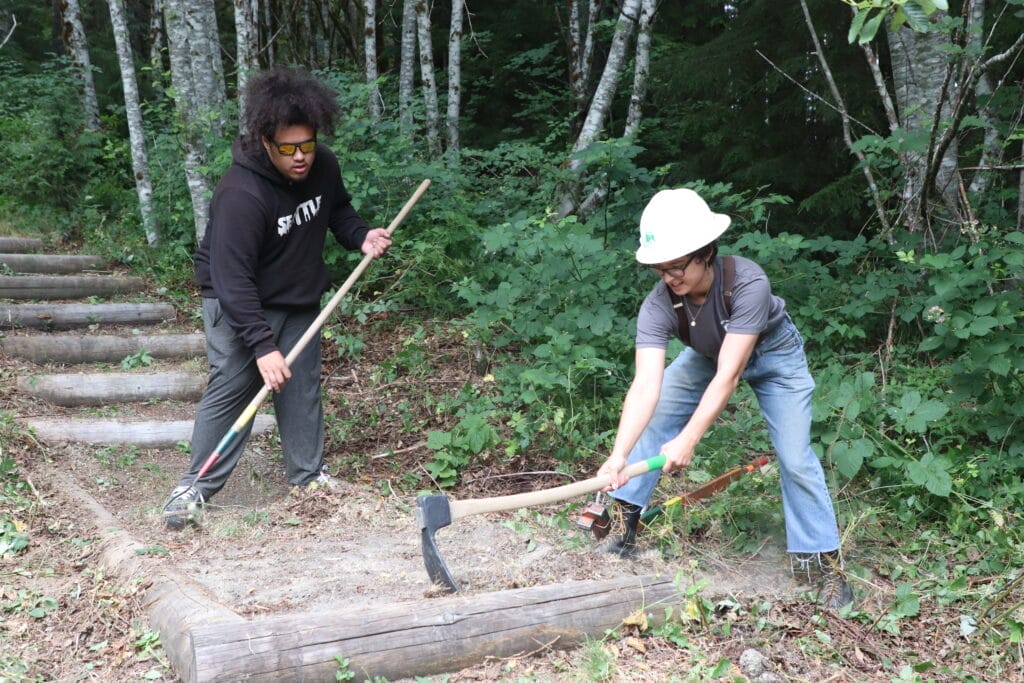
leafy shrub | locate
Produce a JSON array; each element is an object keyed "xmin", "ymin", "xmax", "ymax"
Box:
[{"xmin": 0, "ymin": 57, "xmax": 104, "ymax": 223}]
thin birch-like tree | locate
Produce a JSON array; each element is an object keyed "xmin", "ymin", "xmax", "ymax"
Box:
[
  {"xmin": 106, "ymin": 0, "xmax": 157, "ymax": 246},
  {"xmin": 416, "ymin": 0, "xmax": 442, "ymax": 157},
  {"xmin": 578, "ymin": 0, "xmax": 654, "ymax": 218},
  {"xmin": 234, "ymin": 0, "xmax": 259, "ymax": 127},
  {"xmin": 399, "ymin": 0, "xmax": 417, "ymax": 135},
  {"xmin": 886, "ymin": 15, "xmax": 963, "ymax": 231},
  {"xmin": 566, "ymin": 0, "xmax": 603, "ymax": 131},
  {"xmin": 0, "ymin": 12, "xmax": 15, "ymax": 50},
  {"xmin": 364, "ymin": 0, "xmax": 382, "ymax": 121},
  {"xmin": 558, "ymin": 0, "xmax": 641, "ymax": 217},
  {"xmin": 60, "ymin": 0, "xmax": 101, "ymax": 131},
  {"xmin": 164, "ymin": 0, "xmax": 221, "ymax": 241},
  {"xmin": 623, "ymin": 0, "xmax": 654, "ymax": 137},
  {"xmin": 148, "ymin": 0, "xmax": 166, "ymax": 74},
  {"xmin": 446, "ymin": 0, "xmax": 464, "ymax": 156}
]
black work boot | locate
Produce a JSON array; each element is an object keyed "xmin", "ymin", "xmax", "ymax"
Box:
[
  {"xmin": 818, "ymin": 550, "xmax": 854, "ymax": 610},
  {"xmin": 596, "ymin": 502, "xmax": 642, "ymax": 559},
  {"xmin": 793, "ymin": 550, "xmax": 854, "ymax": 610}
]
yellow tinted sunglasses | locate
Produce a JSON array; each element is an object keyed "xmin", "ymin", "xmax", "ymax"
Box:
[{"xmin": 270, "ymin": 138, "xmax": 317, "ymax": 156}]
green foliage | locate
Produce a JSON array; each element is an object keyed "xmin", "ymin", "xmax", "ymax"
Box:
[
  {"xmin": 424, "ymin": 410, "xmax": 499, "ymax": 488},
  {"xmin": 0, "ymin": 58, "xmax": 104, "ymax": 225},
  {"xmin": 120, "ymin": 349, "xmax": 154, "ymax": 370},
  {"xmin": 846, "ymin": 0, "xmax": 950, "ymax": 44}
]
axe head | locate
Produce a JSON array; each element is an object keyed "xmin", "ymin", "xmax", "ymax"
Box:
[{"xmin": 415, "ymin": 494, "xmax": 459, "ymax": 593}]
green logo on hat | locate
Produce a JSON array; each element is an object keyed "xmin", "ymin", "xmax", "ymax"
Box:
[{"xmin": 644, "ymin": 232, "xmax": 656, "ymax": 245}]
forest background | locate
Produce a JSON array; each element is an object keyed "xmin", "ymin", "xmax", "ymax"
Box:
[{"xmin": 1, "ymin": 0, "xmax": 1023, "ymax": 680}]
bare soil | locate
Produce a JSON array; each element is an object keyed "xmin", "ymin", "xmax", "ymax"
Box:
[{"xmin": 3, "ymin": 315, "xmax": 1012, "ymax": 682}]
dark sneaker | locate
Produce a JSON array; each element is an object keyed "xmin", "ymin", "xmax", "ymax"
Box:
[
  {"xmin": 819, "ymin": 553, "xmax": 854, "ymax": 610},
  {"xmin": 595, "ymin": 501, "xmax": 642, "ymax": 559},
  {"xmin": 162, "ymin": 485, "xmax": 204, "ymax": 530}
]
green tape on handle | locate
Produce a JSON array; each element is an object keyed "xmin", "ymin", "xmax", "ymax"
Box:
[{"xmin": 646, "ymin": 453, "xmax": 667, "ymax": 471}]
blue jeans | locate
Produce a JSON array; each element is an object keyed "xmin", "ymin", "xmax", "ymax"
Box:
[{"xmin": 610, "ymin": 317, "xmax": 841, "ymax": 554}]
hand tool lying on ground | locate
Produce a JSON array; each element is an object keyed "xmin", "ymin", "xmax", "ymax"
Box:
[
  {"xmin": 162, "ymin": 179, "xmax": 431, "ymax": 523},
  {"xmin": 578, "ymin": 455, "xmax": 772, "ymax": 540},
  {"xmin": 641, "ymin": 455, "xmax": 770, "ymax": 527},
  {"xmin": 416, "ymin": 454, "xmax": 667, "ymax": 592}
]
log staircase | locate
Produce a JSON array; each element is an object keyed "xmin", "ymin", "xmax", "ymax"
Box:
[{"xmin": 0, "ymin": 235, "xmax": 275, "ymax": 447}]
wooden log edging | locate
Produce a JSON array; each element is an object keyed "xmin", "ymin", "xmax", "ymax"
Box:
[
  {"xmin": 0, "ymin": 303, "xmax": 176, "ymax": 329},
  {"xmin": 48, "ymin": 470, "xmax": 246, "ymax": 683},
  {"xmin": 17, "ymin": 371, "xmax": 207, "ymax": 406},
  {"xmin": 0, "ymin": 253, "xmax": 103, "ymax": 274},
  {"xmin": 0, "ymin": 237, "xmax": 43, "ymax": 252},
  {"xmin": 0, "ymin": 333, "xmax": 206, "ymax": 364},
  {"xmin": 0, "ymin": 274, "xmax": 146, "ymax": 299},
  {"xmin": 188, "ymin": 573, "xmax": 685, "ymax": 683},
  {"xmin": 22, "ymin": 415, "xmax": 276, "ymax": 448}
]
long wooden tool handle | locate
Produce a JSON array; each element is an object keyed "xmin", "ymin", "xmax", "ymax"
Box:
[
  {"xmin": 448, "ymin": 454, "xmax": 666, "ymax": 522},
  {"xmin": 195, "ymin": 179, "xmax": 431, "ymax": 479}
]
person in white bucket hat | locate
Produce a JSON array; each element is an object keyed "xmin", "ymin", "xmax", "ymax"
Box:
[{"xmin": 595, "ymin": 188, "xmax": 853, "ymax": 610}]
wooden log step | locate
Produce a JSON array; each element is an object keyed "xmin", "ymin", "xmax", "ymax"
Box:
[
  {"xmin": 1, "ymin": 303, "xmax": 176, "ymax": 329},
  {"xmin": 0, "ymin": 274, "xmax": 146, "ymax": 299},
  {"xmin": 22, "ymin": 415, "xmax": 276, "ymax": 448},
  {"xmin": 0, "ymin": 253, "xmax": 103, "ymax": 274},
  {"xmin": 183, "ymin": 574, "xmax": 682, "ymax": 683},
  {"xmin": 0, "ymin": 333, "xmax": 205, "ymax": 364},
  {"xmin": 17, "ymin": 372, "xmax": 207, "ymax": 406},
  {"xmin": 0, "ymin": 237, "xmax": 43, "ymax": 252}
]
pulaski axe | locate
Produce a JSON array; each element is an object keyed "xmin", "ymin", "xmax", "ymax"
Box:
[{"xmin": 416, "ymin": 454, "xmax": 667, "ymax": 592}]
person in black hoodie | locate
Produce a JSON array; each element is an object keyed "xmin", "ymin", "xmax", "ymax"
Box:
[{"xmin": 162, "ymin": 67, "xmax": 392, "ymax": 530}]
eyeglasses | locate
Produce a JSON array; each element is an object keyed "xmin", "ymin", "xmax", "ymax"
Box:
[
  {"xmin": 270, "ymin": 138, "xmax": 317, "ymax": 156},
  {"xmin": 649, "ymin": 257, "xmax": 695, "ymax": 279}
]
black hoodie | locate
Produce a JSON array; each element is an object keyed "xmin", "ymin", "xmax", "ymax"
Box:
[{"xmin": 194, "ymin": 140, "xmax": 370, "ymax": 358}]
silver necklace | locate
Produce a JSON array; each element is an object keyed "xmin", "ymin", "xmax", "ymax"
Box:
[{"xmin": 682, "ymin": 296, "xmax": 706, "ymax": 327}]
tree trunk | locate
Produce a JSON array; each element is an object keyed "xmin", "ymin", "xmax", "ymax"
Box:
[
  {"xmin": 886, "ymin": 13, "xmax": 962, "ymax": 233},
  {"xmin": 416, "ymin": 0, "xmax": 442, "ymax": 157},
  {"xmin": 149, "ymin": 0, "xmax": 167, "ymax": 75},
  {"xmin": 59, "ymin": 0, "xmax": 101, "ymax": 131},
  {"xmin": 565, "ymin": 0, "xmax": 604, "ymax": 135},
  {"xmin": 364, "ymin": 0, "xmax": 382, "ymax": 120},
  {"xmin": 234, "ymin": 0, "xmax": 259, "ymax": 129},
  {"xmin": 572, "ymin": 0, "xmax": 639, "ymax": 159},
  {"xmin": 1019, "ymin": 138, "xmax": 1024, "ymax": 230},
  {"xmin": 445, "ymin": 0, "xmax": 463, "ymax": 158},
  {"xmin": 623, "ymin": 0, "xmax": 654, "ymax": 137},
  {"xmin": 106, "ymin": 0, "xmax": 158, "ymax": 247},
  {"xmin": 261, "ymin": 0, "xmax": 274, "ymax": 65},
  {"xmin": 399, "ymin": 0, "xmax": 417, "ymax": 135},
  {"xmin": 163, "ymin": 0, "xmax": 219, "ymax": 242},
  {"xmin": 558, "ymin": 0, "xmax": 640, "ymax": 217}
]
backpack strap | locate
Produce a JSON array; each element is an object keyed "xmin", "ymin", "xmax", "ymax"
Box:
[
  {"xmin": 722, "ymin": 255, "xmax": 735, "ymax": 317},
  {"xmin": 669, "ymin": 255, "xmax": 736, "ymax": 347}
]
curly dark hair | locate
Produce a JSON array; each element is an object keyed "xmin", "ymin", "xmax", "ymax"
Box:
[{"xmin": 241, "ymin": 66, "xmax": 339, "ymax": 150}]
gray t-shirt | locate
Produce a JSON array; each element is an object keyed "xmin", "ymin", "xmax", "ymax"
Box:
[{"xmin": 635, "ymin": 255, "xmax": 787, "ymax": 358}]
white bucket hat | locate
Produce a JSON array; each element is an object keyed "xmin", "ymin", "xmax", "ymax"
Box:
[{"xmin": 635, "ymin": 188, "xmax": 732, "ymax": 264}]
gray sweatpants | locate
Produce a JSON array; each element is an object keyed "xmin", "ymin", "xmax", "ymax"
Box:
[{"xmin": 177, "ymin": 297, "xmax": 325, "ymax": 499}]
